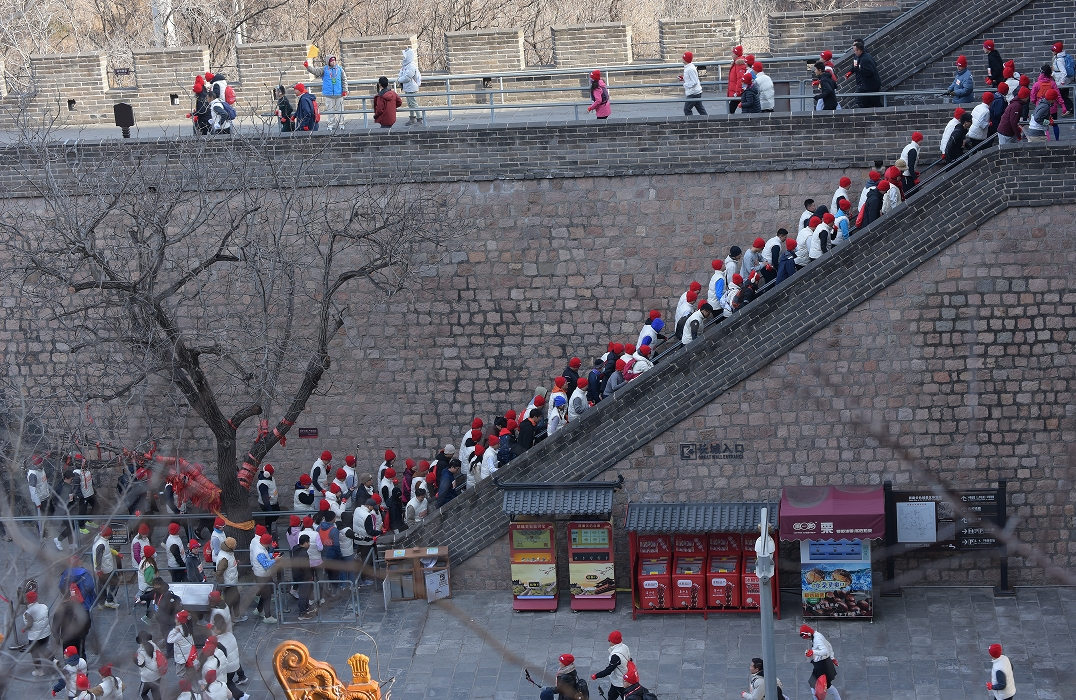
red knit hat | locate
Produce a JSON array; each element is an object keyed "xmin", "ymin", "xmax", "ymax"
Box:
[
  {"xmin": 839, "ymin": 176, "xmax": 851, "ymax": 187},
  {"xmin": 329, "ymin": 483, "xmax": 341, "ymax": 494},
  {"xmin": 474, "ymin": 444, "xmax": 485, "ymax": 456},
  {"xmin": 885, "ymin": 165, "xmax": 901, "ymax": 180},
  {"xmin": 569, "ymin": 357, "xmax": 582, "ymax": 369},
  {"xmin": 997, "ymin": 82, "xmax": 1009, "ymax": 95},
  {"xmin": 142, "ymin": 545, "xmax": 155, "ymax": 556},
  {"xmin": 712, "ymin": 259, "xmax": 723, "ymax": 270},
  {"xmin": 989, "ymin": 644, "xmax": 1003, "ymax": 658},
  {"xmin": 745, "ymin": 54, "xmax": 755, "ymax": 65},
  {"xmin": 345, "ymin": 455, "xmax": 356, "ymax": 466},
  {"xmin": 299, "ymin": 474, "xmax": 312, "ymax": 485},
  {"xmin": 799, "ymin": 624, "xmax": 814, "ymax": 637},
  {"xmin": 1044, "ymin": 88, "xmax": 1059, "ymax": 101},
  {"xmin": 577, "ymin": 377, "xmax": 588, "ymax": 388},
  {"xmin": 732, "ymin": 46, "xmax": 743, "ymax": 57},
  {"xmin": 809, "ymin": 216, "xmax": 821, "ymax": 227},
  {"xmin": 682, "ymin": 51, "xmax": 693, "ymax": 63},
  {"xmin": 471, "ymin": 417, "xmax": 483, "ymax": 429},
  {"xmin": 612, "ymin": 343, "xmax": 624, "ymax": 354},
  {"xmin": 554, "ymin": 376, "xmax": 566, "ymax": 388},
  {"xmin": 1003, "ymin": 65, "xmax": 1014, "ymax": 79},
  {"xmin": 1052, "ymin": 42, "xmax": 1064, "ymax": 54},
  {"xmin": 752, "ymin": 237, "xmax": 765, "ymax": 248},
  {"xmin": 608, "ymin": 630, "xmax": 622, "ymax": 644},
  {"xmin": 499, "ymin": 428, "xmax": 510, "ymax": 436},
  {"xmin": 639, "ymin": 345, "xmax": 651, "ymax": 356},
  {"xmin": 742, "ymin": 73, "xmax": 753, "ymax": 85},
  {"xmin": 877, "ymin": 180, "xmax": 891, "ymax": 192},
  {"xmin": 753, "ymin": 62, "xmax": 763, "ymax": 72},
  {"xmin": 982, "ymin": 91, "xmax": 994, "ymax": 103},
  {"xmin": 371, "ymin": 494, "xmax": 383, "ymax": 504},
  {"xmin": 686, "ymin": 290, "xmax": 698, "ymax": 302},
  {"xmin": 953, "ymin": 107, "xmax": 965, "ymax": 119},
  {"xmin": 1019, "ymin": 75, "xmax": 1030, "ymax": 87},
  {"xmin": 533, "ymin": 395, "xmax": 545, "ymax": 407},
  {"xmin": 505, "ymin": 409, "xmax": 516, "ymax": 421},
  {"xmin": 189, "ymin": 538, "xmax": 199, "ymax": 548},
  {"xmin": 955, "ymin": 55, "xmax": 967, "ymax": 68},
  {"xmin": 822, "ymin": 213, "xmax": 835, "ymax": 225},
  {"xmin": 590, "ymin": 70, "xmax": 601, "ymax": 81},
  {"xmin": 419, "ymin": 460, "xmax": 430, "ymax": 470},
  {"xmin": 868, "ymin": 170, "xmax": 881, "ymax": 180},
  {"xmin": 983, "ymin": 40, "xmax": 994, "ymax": 50},
  {"xmin": 689, "ymin": 281, "xmax": 702, "ymax": 292},
  {"xmin": 615, "ymin": 359, "xmax": 626, "ymax": 370},
  {"xmin": 911, "ymin": 131, "xmax": 923, "ymax": 142},
  {"xmin": 468, "ymin": 429, "xmax": 480, "ymax": 441},
  {"xmin": 839, "ymin": 199, "xmax": 851, "ymax": 211},
  {"xmin": 319, "ymin": 500, "xmax": 330, "ymax": 511},
  {"xmin": 506, "ymin": 419, "xmax": 517, "ymax": 431},
  {"xmin": 1018, "ymin": 86, "xmax": 1031, "ymax": 100},
  {"xmin": 26, "ymin": 590, "xmax": 37, "ymax": 603},
  {"xmin": 168, "ymin": 522, "xmax": 180, "ymax": 535},
  {"xmin": 139, "ymin": 524, "xmax": 150, "ymax": 536},
  {"xmin": 732, "ymin": 273, "xmax": 743, "ymax": 285},
  {"xmin": 255, "ymin": 525, "xmax": 267, "ymax": 535},
  {"xmin": 76, "ymin": 674, "xmax": 90, "ymax": 690},
  {"xmin": 786, "ymin": 239, "xmax": 797, "ymax": 251},
  {"xmin": 384, "ymin": 449, "xmax": 395, "ymax": 461},
  {"xmin": 321, "ymin": 450, "xmax": 332, "ymax": 461},
  {"xmin": 293, "ymin": 82, "xmax": 306, "ymax": 93},
  {"xmin": 302, "ymin": 516, "xmax": 313, "ymax": 527},
  {"xmin": 290, "ymin": 515, "xmax": 300, "ymax": 527},
  {"xmin": 336, "ymin": 468, "xmax": 347, "ymax": 479}
]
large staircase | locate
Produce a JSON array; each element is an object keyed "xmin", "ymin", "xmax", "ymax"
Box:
[{"xmin": 396, "ymin": 143, "xmax": 1076, "ymax": 565}]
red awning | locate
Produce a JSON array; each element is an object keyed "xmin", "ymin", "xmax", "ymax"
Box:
[{"xmin": 779, "ymin": 485, "xmax": 885, "ymax": 540}]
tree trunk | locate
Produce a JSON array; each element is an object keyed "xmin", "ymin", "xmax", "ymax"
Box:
[{"xmin": 216, "ymin": 433, "xmax": 252, "ymax": 545}]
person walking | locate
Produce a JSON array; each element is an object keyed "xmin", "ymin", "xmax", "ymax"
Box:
[
  {"xmin": 591, "ymin": 630, "xmax": 632, "ymax": 700},
  {"xmin": 167, "ymin": 611, "xmax": 197, "ymax": 681},
  {"xmin": 586, "ymin": 70, "xmax": 612, "ymax": 120},
  {"xmin": 814, "ymin": 62, "xmax": 838, "ymax": 110},
  {"xmin": 680, "ymin": 52, "xmax": 706, "ymax": 116},
  {"xmin": 26, "ymin": 455, "xmax": 52, "ymax": 532},
  {"xmin": 946, "ymin": 55, "xmax": 975, "ymax": 104},
  {"xmin": 945, "ymin": 112, "xmax": 973, "ymax": 160},
  {"xmin": 740, "ymin": 73, "xmax": 761, "ymax": 113},
  {"xmin": 753, "ymin": 62, "xmax": 774, "ymax": 112},
  {"xmin": 800, "ymin": 624, "xmax": 837, "ymax": 695},
  {"xmin": 539, "ymin": 653, "xmax": 588, "ymax": 700},
  {"xmin": 774, "ymin": 238, "xmax": 797, "ymax": 284},
  {"xmin": 91, "ymin": 526, "xmax": 120, "ymax": 608},
  {"xmin": 250, "ymin": 532, "xmax": 279, "ymax": 622},
  {"xmin": 304, "ymin": 55, "xmax": 348, "ymax": 132},
  {"xmin": 741, "ymin": 657, "xmax": 787, "ymax": 700},
  {"xmin": 1051, "ymin": 41, "xmax": 1073, "ymax": 115},
  {"xmin": 727, "ymin": 46, "xmax": 747, "ymax": 113},
  {"xmin": 134, "ymin": 631, "xmax": 164, "ymax": 700},
  {"xmin": 373, "ymin": 76, "xmax": 402, "ymax": 128},
  {"xmin": 292, "ymin": 83, "xmax": 319, "ymax": 132},
  {"xmin": 398, "ymin": 48, "xmax": 422, "ymax": 126},
  {"xmin": 983, "ymin": 40, "xmax": 1004, "ymax": 87},
  {"xmin": 986, "ymin": 643, "xmax": 1016, "ymax": 700},
  {"xmin": 847, "ymin": 39, "xmax": 882, "ymax": 107},
  {"xmin": 291, "ymin": 534, "xmax": 315, "ymax": 620},
  {"xmin": 1027, "ymin": 88, "xmax": 1059, "ymax": 142},
  {"xmin": 273, "ymin": 85, "xmax": 294, "ymax": 132},
  {"xmin": 20, "ymin": 590, "xmax": 51, "ymax": 675}
]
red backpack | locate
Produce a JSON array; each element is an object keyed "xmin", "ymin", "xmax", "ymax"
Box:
[{"xmin": 203, "ymin": 541, "xmax": 214, "ymax": 564}]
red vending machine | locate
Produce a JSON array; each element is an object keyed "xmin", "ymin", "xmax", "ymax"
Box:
[
  {"xmin": 635, "ymin": 535, "xmax": 671, "ymax": 611},
  {"xmin": 707, "ymin": 534, "xmax": 741, "ymax": 609},
  {"xmin": 567, "ymin": 521, "xmax": 616, "ymax": 611},
  {"xmin": 741, "ymin": 532, "xmax": 779, "ymax": 613},
  {"xmin": 671, "ymin": 535, "xmax": 707, "ymax": 610},
  {"xmin": 509, "ymin": 522, "xmax": 558, "ymax": 611}
]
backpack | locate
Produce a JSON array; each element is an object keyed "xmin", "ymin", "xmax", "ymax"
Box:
[
  {"xmin": 496, "ymin": 436, "xmax": 513, "ymax": 466},
  {"xmin": 203, "ymin": 540, "xmax": 214, "ymax": 564},
  {"xmin": 855, "ymin": 201, "xmax": 867, "ymax": 228},
  {"xmin": 1064, "ymin": 53, "xmax": 1075, "ymax": 81},
  {"xmin": 312, "ymin": 97, "xmax": 321, "ymax": 123},
  {"xmin": 621, "ymin": 358, "xmax": 640, "ymax": 381},
  {"xmin": 598, "ymin": 83, "xmax": 609, "ymax": 105},
  {"xmin": 641, "ymin": 692, "xmax": 659, "ymax": 700},
  {"xmin": 154, "ymin": 646, "xmax": 168, "ymax": 675},
  {"xmin": 574, "ymin": 677, "xmax": 590, "ymax": 700},
  {"xmin": 318, "ymin": 527, "xmax": 332, "ymax": 547},
  {"xmin": 221, "ymin": 101, "xmax": 237, "ymax": 121}
]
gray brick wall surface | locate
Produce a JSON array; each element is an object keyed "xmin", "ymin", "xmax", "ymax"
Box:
[
  {"xmin": 767, "ymin": 7, "xmax": 902, "ymax": 57},
  {"xmin": 551, "ymin": 24, "xmax": 633, "ymax": 68},
  {"xmin": 398, "ymin": 144, "xmax": 1076, "ymax": 588},
  {"xmin": 658, "ymin": 18, "xmax": 739, "ymax": 64}
]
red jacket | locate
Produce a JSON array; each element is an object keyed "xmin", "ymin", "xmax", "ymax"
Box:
[
  {"xmin": 374, "ymin": 89, "xmax": 402, "ymax": 127},
  {"xmin": 997, "ymin": 99, "xmax": 1023, "ymax": 137},
  {"xmin": 727, "ymin": 59, "xmax": 747, "ymax": 98}
]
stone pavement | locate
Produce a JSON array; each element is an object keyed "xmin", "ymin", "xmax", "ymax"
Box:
[{"xmin": 3, "ymin": 551, "xmax": 1073, "ymax": 700}]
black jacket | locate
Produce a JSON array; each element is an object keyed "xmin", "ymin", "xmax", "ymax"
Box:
[
  {"xmin": 815, "ymin": 73, "xmax": 838, "ymax": 110},
  {"xmin": 290, "ymin": 546, "xmax": 312, "ymax": 582},
  {"xmin": 945, "ymin": 124, "xmax": 968, "ymax": 161},
  {"xmin": 986, "ymin": 49, "xmax": 1004, "ymax": 85},
  {"xmin": 740, "ymin": 84, "xmax": 761, "ymax": 113},
  {"xmin": 561, "ymin": 367, "xmax": 579, "ymax": 390},
  {"xmin": 853, "ymin": 51, "xmax": 881, "ymax": 92},
  {"xmin": 277, "ymin": 95, "xmax": 294, "ymax": 131},
  {"xmin": 515, "ymin": 419, "xmax": 537, "ymax": 453},
  {"xmin": 863, "ymin": 188, "xmax": 884, "ymax": 225}
]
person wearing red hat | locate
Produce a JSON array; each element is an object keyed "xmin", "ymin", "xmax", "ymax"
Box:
[
  {"xmin": 829, "ymin": 177, "xmax": 851, "ymax": 214},
  {"xmin": 539, "ymin": 653, "xmax": 587, "ymax": 700},
  {"xmin": 378, "ymin": 449, "xmax": 397, "ymax": 484},
  {"xmin": 677, "ymin": 50, "xmax": 707, "ymax": 115},
  {"xmin": 774, "ymin": 237, "xmax": 798, "ymax": 284},
  {"xmin": 832, "ymin": 199, "xmax": 851, "ymax": 245},
  {"xmin": 168, "ymin": 610, "xmax": 197, "ymax": 679},
  {"xmin": 131, "ymin": 522, "xmax": 152, "ymax": 569},
  {"xmin": 740, "ymin": 237, "xmax": 767, "ymax": 282},
  {"xmin": 561, "ymin": 356, "xmax": 583, "ymax": 389},
  {"xmin": 21, "ymin": 589, "xmax": 52, "ymax": 674},
  {"xmin": 257, "ymin": 464, "xmax": 280, "ymax": 530},
  {"xmin": 749, "ymin": 61, "xmax": 773, "ymax": 112},
  {"xmin": 93, "ymin": 664, "xmax": 124, "ymax": 700},
  {"xmin": 900, "ymin": 132, "xmax": 923, "ymax": 192},
  {"xmin": 310, "ymin": 450, "xmax": 332, "ymax": 494},
  {"xmin": 966, "ymin": 90, "xmax": 995, "ymax": 149},
  {"xmin": 706, "ymin": 258, "xmax": 726, "ymax": 308},
  {"xmin": 946, "ymin": 110, "xmax": 973, "ymax": 160},
  {"xmin": 981, "ymin": 40, "xmax": 1004, "ymax": 87},
  {"xmin": 719, "ymin": 272, "xmax": 742, "ymax": 317},
  {"xmin": 1051, "ymin": 41, "xmax": 1073, "ymax": 115},
  {"xmin": 90, "ymin": 526, "xmax": 120, "ymax": 608},
  {"xmin": 813, "ymin": 60, "xmax": 838, "ymax": 110},
  {"xmin": 946, "ymin": 55, "xmax": 974, "ymax": 103},
  {"xmin": 298, "ymin": 517, "xmax": 324, "ymax": 603},
  {"xmin": 292, "ymin": 82, "xmax": 319, "ymax": 132},
  {"xmin": 185, "ymin": 537, "xmax": 207, "ymax": 583},
  {"xmin": 861, "ymin": 178, "xmax": 886, "ymax": 226},
  {"xmin": 592, "ymin": 630, "xmax": 632, "ymax": 698},
  {"xmin": 739, "ymin": 71, "xmax": 761, "ymax": 113},
  {"xmin": 165, "ymin": 522, "xmax": 188, "ymax": 582},
  {"xmin": 726, "ymin": 45, "xmax": 747, "ymax": 113},
  {"xmin": 675, "ymin": 286, "xmax": 698, "ymax": 336},
  {"xmin": 939, "ymin": 107, "xmax": 966, "ymax": 157},
  {"xmin": 621, "ymin": 664, "xmax": 652, "ymax": 700},
  {"xmin": 604, "ymin": 358, "xmax": 627, "ymax": 396},
  {"xmin": 881, "ymin": 165, "xmax": 903, "ymax": 213},
  {"xmin": 133, "ymin": 631, "xmax": 163, "ymax": 700},
  {"xmin": 845, "ymin": 38, "xmax": 881, "ymax": 107},
  {"xmin": 329, "ymin": 468, "xmax": 351, "ymax": 510},
  {"xmin": 587, "ymin": 69, "xmax": 611, "ymax": 119},
  {"xmin": 293, "ymin": 472, "xmax": 318, "ymax": 512},
  {"xmin": 566, "ymin": 377, "xmax": 590, "ymax": 422},
  {"xmin": 800, "ymin": 624, "xmax": 837, "ymax": 694},
  {"xmin": 379, "ymin": 467, "xmax": 404, "ymax": 532},
  {"xmin": 1028, "ymin": 86, "xmax": 1062, "ymax": 141},
  {"xmin": 986, "ymin": 643, "xmax": 1016, "ymax": 700},
  {"xmin": 681, "ymin": 300, "xmax": 713, "ymax": 344},
  {"xmin": 1032, "ymin": 63, "xmax": 1067, "ymax": 139}
]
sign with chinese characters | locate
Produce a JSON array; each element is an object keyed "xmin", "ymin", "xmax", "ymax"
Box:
[
  {"xmin": 892, "ymin": 489, "xmax": 998, "ymax": 551},
  {"xmin": 679, "ymin": 442, "xmax": 745, "ymax": 460},
  {"xmin": 298, "ymin": 428, "xmax": 318, "ymax": 438}
]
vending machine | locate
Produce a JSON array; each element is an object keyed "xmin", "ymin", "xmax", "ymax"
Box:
[
  {"xmin": 567, "ymin": 521, "xmax": 616, "ymax": 611},
  {"xmin": 671, "ymin": 535, "xmax": 707, "ymax": 609},
  {"xmin": 800, "ymin": 539, "xmax": 873, "ymax": 619},
  {"xmin": 706, "ymin": 534, "xmax": 741, "ymax": 609},
  {"xmin": 741, "ymin": 533, "xmax": 779, "ymax": 613},
  {"xmin": 509, "ymin": 522, "xmax": 558, "ymax": 611},
  {"xmin": 635, "ymin": 535, "xmax": 672, "ymax": 610}
]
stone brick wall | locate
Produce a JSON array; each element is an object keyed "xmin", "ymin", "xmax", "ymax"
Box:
[
  {"xmin": 236, "ymin": 42, "xmax": 309, "ymax": 106},
  {"xmin": 446, "ymin": 28, "xmax": 525, "ymax": 74},
  {"xmin": 339, "ymin": 34, "xmax": 418, "ymax": 84},
  {"xmin": 402, "ymin": 145, "xmax": 1076, "ymax": 590},
  {"xmin": 767, "ymin": 7, "xmax": 902, "ymax": 57},
  {"xmin": 552, "ymin": 24, "xmax": 633, "ymax": 68},
  {"xmin": 658, "ymin": 18, "xmax": 739, "ymax": 64},
  {"xmin": 27, "ymin": 52, "xmax": 111, "ymax": 121},
  {"xmin": 131, "ymin": 47, "xmax": 209, "ymax": 122}
]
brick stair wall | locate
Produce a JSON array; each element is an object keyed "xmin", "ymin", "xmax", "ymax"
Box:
[{"xmin": 394, "ymin": 143, "xmax": 1076, "ymax": 567}]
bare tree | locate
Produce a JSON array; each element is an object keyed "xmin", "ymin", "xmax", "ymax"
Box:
[{"xmin": 0, "ymin": 132, "xmax": 470, "ymax": 530}]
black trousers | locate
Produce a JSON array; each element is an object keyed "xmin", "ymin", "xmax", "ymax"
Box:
[
  {"xmin": 809, "ymin": 658, "xmax": 838, "ymax": 688},
  {"xmin": 684, "ymin": 94, "xmax": 707, "ymax": 115}
]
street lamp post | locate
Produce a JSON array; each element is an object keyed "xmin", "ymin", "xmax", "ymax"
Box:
[{"xmin": 755, "ymin": 508, "xmax": 779, "ymax": 700}]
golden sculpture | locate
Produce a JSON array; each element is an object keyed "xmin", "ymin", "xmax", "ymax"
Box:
[{"xmin": 273, "ymin": 640, "xmax": 381, "ymax": 700}]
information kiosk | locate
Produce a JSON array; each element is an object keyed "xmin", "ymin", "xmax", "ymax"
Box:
[
  {"xmin": 707, "ymin": 534, "xmax": 741, "ymax": 609},
  {"xmin": 635, "ymin": 534, "xmax": 672, "ymax": 610},
  {"xmin": 509, "ymin": 521, "xmax": 558, "ymax": 611},
  {"xmin": 671, "ymin": 535, "xmax": 707, "ymax": 609},
  {"xmin": 567, "ymin": 521, "xmax": 616, "ymax": 611}
]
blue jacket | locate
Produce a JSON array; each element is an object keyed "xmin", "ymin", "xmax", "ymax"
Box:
[
  {"xmin": 948, "ymin": 69, "xmax": 974, "ymax": 103},
  {"xmin": 321, "ymin": 65, "xmax": 345, "ymax": 97},
  {"xmin": 295, "ymin": 92, "xmax": 319, "ymax": 132},
  {"xmin": 774, "ymin": 249, "xmax": 797, "ymax": 285},
  {"xmin": 436, "ymin": 469, "xmax": 458, "ymax": 508}
]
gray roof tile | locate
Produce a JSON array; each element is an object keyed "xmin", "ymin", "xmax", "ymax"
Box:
[
  {"xmin": 625, "ymin": 502, "xmax": 779, "ymax": 533},
  {"xmin": 502, "ymin": 487, "xmax": 615, "ymax": 516}
]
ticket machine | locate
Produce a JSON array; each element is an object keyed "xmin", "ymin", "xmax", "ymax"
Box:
[
  {"xmin": 567, "ymin": 521, "xmax": 616, "ymax": 611},
  {"xmin": 707, "ymin": 534, "xmax": 741, "ymax": 609},
  {"xmin": 671, "ymin": 535, "xmax": 707, "ymax": 609},
  {"xmin": 741, "ymin": 532, "xmax": 779, "ymax": 612},
  {"xmin": 509, "ymin": 522, "xmax": 558, "ymax": 611},
  {"xmin": 635, "ymin": 535, "xmax": 671, "ymax": 610}
]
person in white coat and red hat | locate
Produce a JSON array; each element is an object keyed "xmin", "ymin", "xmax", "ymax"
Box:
[
  {"xmin": 986, "ymin": 643, "xmax": 1016, "ymax": 700},
  {"xmin": 800, "ymin": 624, "xmax": 837, "ymax": 693},
  {"xmin": 591, "ymin": 630, "xmax": 632, "ymax": 700}
]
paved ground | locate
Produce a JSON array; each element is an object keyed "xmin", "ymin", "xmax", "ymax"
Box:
[{"xmin": 3, "ymin": 534, "xmax": 1073, "ymax": 700}]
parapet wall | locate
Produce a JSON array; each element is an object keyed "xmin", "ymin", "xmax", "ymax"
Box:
[
  {"xmin": 0, "ymin": 6, "xmax": 910, "ymax": 125},
  {"xmin": 767, "ymin": 6, "xmax": 902, "ymax": 57}
]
